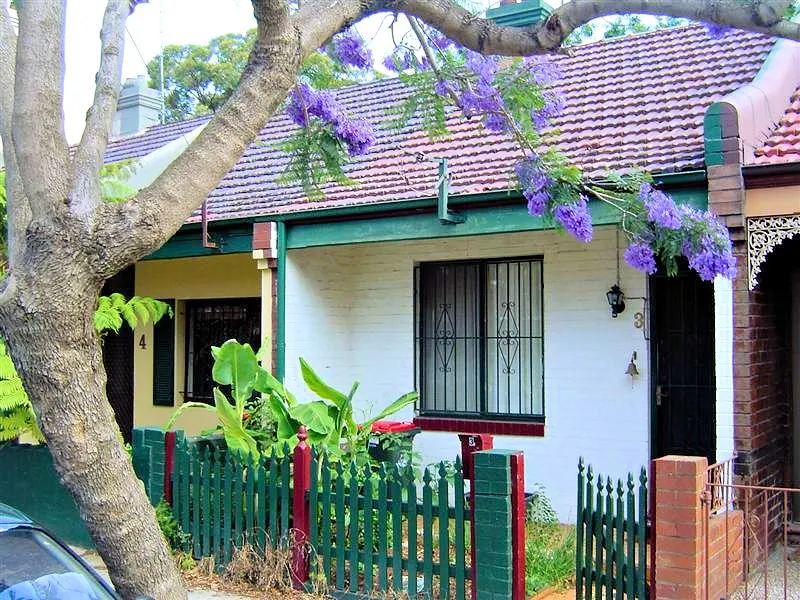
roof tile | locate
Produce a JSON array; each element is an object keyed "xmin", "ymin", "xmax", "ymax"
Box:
[
  {"xmin": 752, "ymin": 85, "xmax": 800, "ymax": 165},
  {"xmin": 102, "ymin": 24, "xmax": 773, "ymax": 221}
]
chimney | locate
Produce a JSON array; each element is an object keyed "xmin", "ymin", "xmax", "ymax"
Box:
[
  {"xmin": 486, "ymin": 0, "xmax": 554, "ymax": 28},
  {"xmin": 112, "ymin": 75, "xmax": 162, "ymax": 137}
]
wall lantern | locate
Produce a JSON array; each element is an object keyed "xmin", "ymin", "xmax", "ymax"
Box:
[{"xmin": 606, "ymin": 284, "xmax": 625, "ymax": 318}]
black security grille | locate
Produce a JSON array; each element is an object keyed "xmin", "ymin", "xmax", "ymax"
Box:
[
  {"xmin": 415, "ymin": 258, "xmax": 544, "ymax": 419},
  {"xmin": 185, "ymin": 298, "xmax": 261, "ymax": 402}
]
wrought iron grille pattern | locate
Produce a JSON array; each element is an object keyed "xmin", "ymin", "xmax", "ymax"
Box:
[
  {"xmin": 185, "ymin": 298, "xmax": 261, "ymax": 402},
  {"xmin": 415, "ymin": 258, "xmax": 544, "ymax": 418}
]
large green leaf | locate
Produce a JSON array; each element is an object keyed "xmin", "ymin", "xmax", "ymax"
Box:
[
  {"xmin": 164, "ymin": 401, "xmax": 217, "ymax": 431},
  {"xmin": 361, "ymin": 391, "xmax": 419, "ymax": 432},
  {"xmin": 213, "ymin": 388, "xmax": 259, "ymax": 458},
  {"xmin": 288, "ymin": 401, "xmax": 335, "ymax": 435},
  {"xmin": 268, "ymin": 393, "xmax": 299, "ymax": 440},
  {"xmin": 299, "ymin": 358, "xmax": 350, "ymax": 408},
  {"xmin": 211, "ymin": 340, "xmax": 258, "ymax": 411}
]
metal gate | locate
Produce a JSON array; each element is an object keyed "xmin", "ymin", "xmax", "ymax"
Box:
[{"xmin": 702, "ymin": 458, "xmax": 800, "ymax": 599}]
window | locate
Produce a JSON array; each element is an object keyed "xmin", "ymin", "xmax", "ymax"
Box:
[
  {"xmin": 184, "ymin": 298, "xmax": 261, "ymax": 402},
  {"xmin": 415, "ymin": 257, "xmax": 544, "ymax": 420}
]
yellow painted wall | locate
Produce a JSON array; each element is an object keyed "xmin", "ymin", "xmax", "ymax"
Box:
[
  {"xmin": 745, "ymin": 185, "xmax": 800, "ymax": 217},
  {"xmin": 133, "ymin": 254, "xmax": 261, "ymax": 435}
]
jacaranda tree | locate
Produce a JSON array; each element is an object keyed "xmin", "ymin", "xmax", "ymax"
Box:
[{"xmin": 1, "ymin": 1, "xmax": 799, "ymax": 598}]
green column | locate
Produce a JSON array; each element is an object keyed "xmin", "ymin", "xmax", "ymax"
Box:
[{"xmin": 473, "ymin": 450, "xmax": 514, "ymax": 600}]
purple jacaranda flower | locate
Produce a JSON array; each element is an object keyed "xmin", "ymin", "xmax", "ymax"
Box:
[
  {"xmin": 624, "ymin": 241, "xmax": 658, "ymax": 274},
  {"xmin": 434, "ymin": 80, "xmax": 460, "ymax": 98},
  {"xmin": 334, "ymin": 118, "xmax": 375, "ymax": 156},
  {"xmin": 515, "ymin": 156, "xmax": 553, "ymax": 216},
  {"xmin": 484, "ymin": 113, "xmax": 508, "ymax": 133},
  {"xmin": 640, "ymin": 183, "xmax": 681, "ymax": 229},
  {"xmin": 553, "ymin": 196, "xmax": 593, "ymax": 242},
  {"xmin": 382, "ymin": 47, "xmax": 415, "ymax": 72},
  {"xmin": 704, "ymin": 22, "xmax": 731, "ymax": 38},
  {"xmin": 333, "ymin": 29, "xmax": 373, "ymax": 70}
]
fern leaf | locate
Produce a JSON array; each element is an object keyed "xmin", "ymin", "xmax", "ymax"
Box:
[{"xmin": 120, "ymin": 303, "xmax": 138, "ymax": 330}]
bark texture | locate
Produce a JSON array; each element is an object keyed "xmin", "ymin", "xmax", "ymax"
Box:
[
  {"xmin": 0, "ymin": 228, "xmax": 186, "ymax": 599},
  {"xmin": 1, "ymin": 0, "xmax": 800, "ymax": 598}
]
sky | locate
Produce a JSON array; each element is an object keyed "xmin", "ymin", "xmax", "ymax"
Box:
[{"xmin": 62, "ymin": 0, "xmax": 574, "ymax": 142}]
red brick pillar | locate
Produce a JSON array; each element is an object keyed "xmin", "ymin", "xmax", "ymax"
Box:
[{"xmin": 653, "ymin": 455, "xmax": 708, "ymax": 599}]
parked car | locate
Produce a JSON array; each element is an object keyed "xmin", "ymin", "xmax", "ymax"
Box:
[{"xmin": 0, "ymin": 502, "xmax": 118, "ymax": 599}]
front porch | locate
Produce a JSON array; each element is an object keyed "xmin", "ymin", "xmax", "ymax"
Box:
[{"xmin": 282, "ymin": 226, "xmax": 651, "ymax": 519}]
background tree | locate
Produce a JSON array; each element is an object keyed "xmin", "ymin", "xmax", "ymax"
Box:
[
  {"xmin": 1, "ymin": 1, "xmax": 799, "ymax": 599},
  {"xmin": 148, "ymin": 29, "xmax": 370, "ymax": 122}
]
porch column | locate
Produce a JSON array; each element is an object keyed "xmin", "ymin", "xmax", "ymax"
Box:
[
  {"xmin": 252, "ymin": 222, "xmax": 278, "ymax": 373},
  {"xmin": 714, "ymin": 277, "xmax": 735, "ymax": 462}
]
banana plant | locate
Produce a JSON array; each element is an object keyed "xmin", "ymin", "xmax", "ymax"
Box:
[{"xmin": 166, "ymin": 339, "xmax": 418, "ymax": 458}]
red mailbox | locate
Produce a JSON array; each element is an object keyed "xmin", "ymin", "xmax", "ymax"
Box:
[{"xmin": 458, "ymin": 433, "xmax": 493, "ymax": 480}]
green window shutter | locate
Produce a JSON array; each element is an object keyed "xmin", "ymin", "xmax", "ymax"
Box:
[{"xmin": 152, "ymin": 300, "xmax": 175, "ymax": 407}]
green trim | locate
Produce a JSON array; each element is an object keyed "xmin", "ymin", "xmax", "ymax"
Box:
[
  {"xmin": 275, "ymin": 221, "xmax": 287, "ymax": 381},
  {"xmin": 144, "ymin": 222, "xmax": 253, "ymax": 261},
  {"xmin": 144, "ymin": 173, "xmax": 707, "ymax": 260},
  {"xmin": 287, "ymin": 188, "xmax": 707, "ymax": 249}
]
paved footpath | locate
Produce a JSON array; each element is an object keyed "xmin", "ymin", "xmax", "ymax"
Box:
[{"xmin": 73, "ymin": 547, "xmax": 253, "ymax": 599}]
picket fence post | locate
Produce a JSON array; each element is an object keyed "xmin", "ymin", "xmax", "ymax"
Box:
[
  {"xmin": 291, "ymin": 426, "xmax": 312, "ymax": 588},
  {"xmin": 163, "ymin": 430, "xmax": 177, "ymax": 505}
]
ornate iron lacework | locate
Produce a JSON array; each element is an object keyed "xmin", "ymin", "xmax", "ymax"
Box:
[
  {"xmin": 747, "ymin": 215, "xmax": 800, "ymax": 290},
  {"xmin": 434, "ymin": 302, "xmax": 455, "ymax": 373},
  {"xmin": 497, "ymin": 301, "xmax": 520, "ymax": 375}
]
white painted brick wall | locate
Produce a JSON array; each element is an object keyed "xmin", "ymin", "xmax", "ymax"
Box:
[{"xmin": 285, "ymin": 227, "xmax": 651, "ymax": 521}]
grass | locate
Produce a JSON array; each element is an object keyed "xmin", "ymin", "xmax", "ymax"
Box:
[{"xmin": 525, "ymin": 522, "xmax": 576, "ymax": 596}]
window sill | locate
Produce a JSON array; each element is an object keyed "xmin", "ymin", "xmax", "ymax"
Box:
[{"xmin": 413, "ymin": 416, "xmax": 545, "ymax": 437}]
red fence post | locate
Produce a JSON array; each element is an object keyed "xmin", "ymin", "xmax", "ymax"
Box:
[
  {"xmin": 510, "ymin": 451, "xmax": 526, "ymax": 600},
  {"xmin": 291, "ymin": 426, "xmax": 312, "ymax": 588},
  {"xmin": 163, "ymin": 430, "xmax": 176, "ymax": 505}
]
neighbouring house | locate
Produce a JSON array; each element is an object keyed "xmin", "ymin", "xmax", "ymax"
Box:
[
  {"xmin": 98, "ymin": 1, "xmax": 799, "ymax": 519},
  {"xmin": 702, "ymin": 60, "xmax": 800, "ymax": 495}
]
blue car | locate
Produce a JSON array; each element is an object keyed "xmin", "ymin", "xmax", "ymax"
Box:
[{"xmin": 0, "ymin": 502, "xmax": 118, "ymax": 600}]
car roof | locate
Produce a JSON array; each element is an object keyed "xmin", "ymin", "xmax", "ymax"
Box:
[{"xmin": 0, "ymin": 502, "xmax": 34, "ymax": 526}]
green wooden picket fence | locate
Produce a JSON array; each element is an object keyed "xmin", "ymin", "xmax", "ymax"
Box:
[
  {"xmin": 575, "ymin": 459, "xmax": 649, "ymax": 600},
  {"xmin": 170, "ymin": 438, "xmax": 472, "ymax": 598},
  {"xmin": 171, "ymin": 440, "xmax": 294, "ymax": 564},
  {"xmin": 308, "ymin": 451, "xmax": 472, "ymax": 599}
]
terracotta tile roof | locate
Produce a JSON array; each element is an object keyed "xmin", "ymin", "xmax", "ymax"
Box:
[
  {"xmin": 103, "ymin": 24, "xmax": 773, "ymax": 222},
  {"xmin": 752, "ymin": 85, "xmax": 800, "ymax": 165}
]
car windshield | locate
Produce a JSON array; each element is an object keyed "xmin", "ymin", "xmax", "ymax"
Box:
[{"xmin": 0, "ymin": 527, "xmax": 116, "ymax": 600}]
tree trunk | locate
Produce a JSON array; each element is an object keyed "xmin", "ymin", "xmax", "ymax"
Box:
[{"xmin": 0, "ymin": 247, "xmax": 186, "ymax": 600}]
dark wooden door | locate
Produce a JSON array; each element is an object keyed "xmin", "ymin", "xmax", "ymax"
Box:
[
  {"xmin": 101, "ymin": 267, "xmax": 135, "ymax": 443},
  {"xmin": 650, "ymin": 264, "xmax": 716, "ymax": 463}
]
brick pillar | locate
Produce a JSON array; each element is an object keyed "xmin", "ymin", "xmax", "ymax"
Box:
[
  {"xmin": 473, "ymin": 449, "xmax": 524, "ymax": 600},
  {"xmin": 653, "ymin": 455, "xmax": 707, "ymax": 599}
]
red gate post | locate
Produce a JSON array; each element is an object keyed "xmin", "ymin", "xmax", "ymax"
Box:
[
  {"xmin": 291, "ymin": 427, "xmax": 312, "ymax": 588},
  {"xmin": 163, "ymin": 430, "xmax": 176, "ymax": 505},
  {"xmin": 459, "ymin": 433, "xmax": 493, "ymax": 600},
  {"xmin": 510, "ymin": 452, "xmax": 526, "ymax": 600}
]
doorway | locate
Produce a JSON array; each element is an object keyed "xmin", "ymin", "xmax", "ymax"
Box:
[{"xmin": 650, "ymin": 264, "xmax": 716, "ymax": 463}]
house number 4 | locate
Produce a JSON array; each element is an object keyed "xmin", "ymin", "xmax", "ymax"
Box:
[
  {"xmin": 139, "ymin": 335, "xmax": 146, "ymax": 350},
  {"xmin": 633, "ymin": 312, "xmax": 644, "ymax": 329}
]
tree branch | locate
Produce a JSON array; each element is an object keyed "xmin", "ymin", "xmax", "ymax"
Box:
[
  {"xmin": 0, "ymin": 4, "xmax": 31, "ymax": 270},
  {"xmin": 390, "ymin": 0, "xmax": 800, "ymax": 55},
  {"xmin": 72, "ymin": 0, "xmax": 129, "ymax": 219},
  {"xmin": 12, "ymin": 0, "xmax": 71, "ymax": 219},
  {"xmin": 89, "ymin": 0, "xmax": 307, "ymax": 277}
]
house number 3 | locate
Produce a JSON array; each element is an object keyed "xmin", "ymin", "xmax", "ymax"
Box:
[
  {"xmin": 139, "ymin": 334, "xmax": 146, "ymax": 350},
  {"xmin": 633, "ymin": 312, "xmax": 644, "ymax": 329}
]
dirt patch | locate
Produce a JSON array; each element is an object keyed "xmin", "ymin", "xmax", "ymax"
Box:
[{"xmin": 530, "ymin": 587, "xmax": 576, "ymax": 600}]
